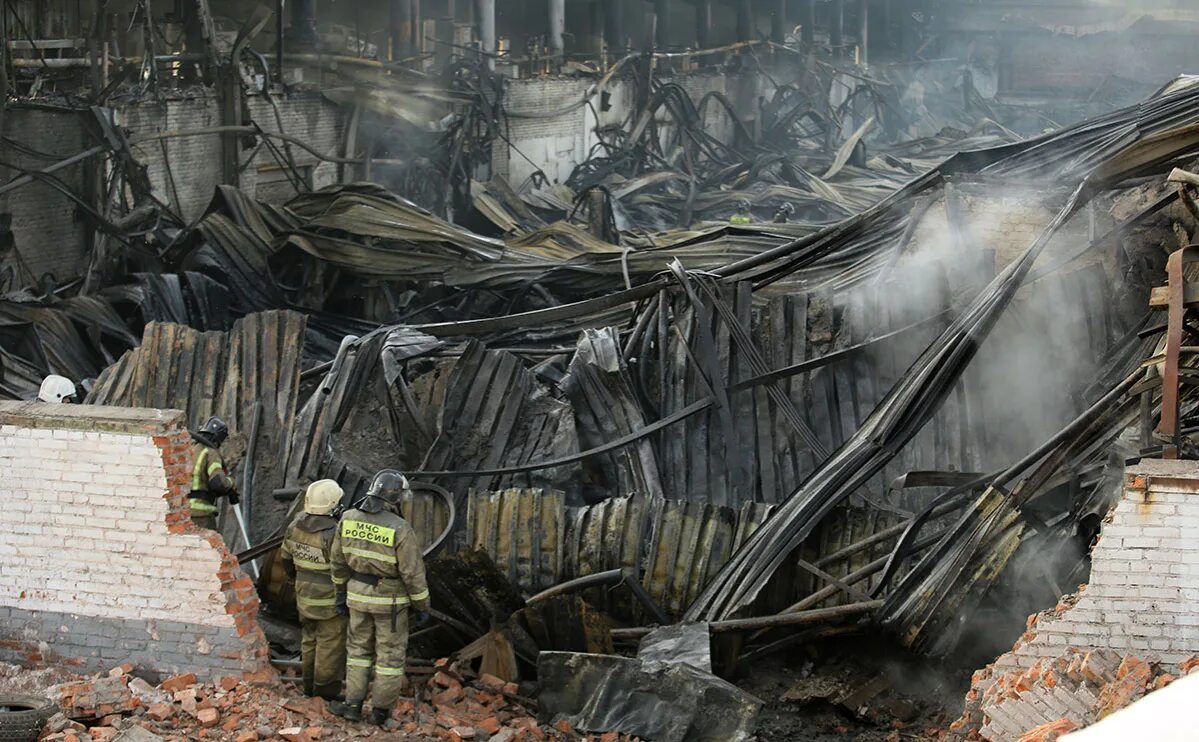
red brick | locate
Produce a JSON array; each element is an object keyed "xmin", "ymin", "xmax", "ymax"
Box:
[
  {"xmin": 145, "ymin": 703, "xmax": 173, "ymax": 721},
  {"xmin": 88, "ymin": 729, "xmax": 118, "ymax": 742},
  {"xmin": 433, "ymin": 685, "xmax": 465, "ymax": 706},
  {"xmin": 220, "ymin": 676, "xmax": 240, "ymax": 691},
  {"xmin": 479, "ymin": 717, "xmax": 501, "ymax": 734},
  {"xmin": 160, "ymin": 673, "xmax": 197, "ymax": 693},
  {"xmin": 554, "ymin": 719, "xmax": 573, "ymax": 734},
  {"xmin": 196, "ymin": 708, "xmax": 221, "ymax": 728},
  {"xmin": 108, "ymin": 663, "xmax": 134, "ymax": 678},
  {"xmin": 235, "ymin": 733, "xmax": 259, "ymax": 742}
]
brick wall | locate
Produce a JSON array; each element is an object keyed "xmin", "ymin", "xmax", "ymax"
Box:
[
  {"xmin": 994, "ymin": 459, "xmax": 1199, "ymax": 672},
  {"xmin": 0, "ymin": 401, "xmax": 270, "ymax": 680},
  {"xmin": 0, "ymin": 106, "xmax": 91, "ymax": 283},
  {"xmin": 953, "ymin": 459, "xmax": 1199, "ymax": 740}
]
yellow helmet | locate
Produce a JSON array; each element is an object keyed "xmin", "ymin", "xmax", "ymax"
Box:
[{"xmin": 304, "ymin": 479, "xmax": 343, "ymax": 516}]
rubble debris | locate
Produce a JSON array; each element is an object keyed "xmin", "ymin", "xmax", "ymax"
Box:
[
  {"xmin": 35, "ymin": 660, "xmax": 641, "ymax": 742},
  {"xmin": 949, "ymin": 649, "xmax": 1199, "ymax": 741},
  {"xmin": 537, "ymin": 651, "xmax": 762, "ymax": 742}
]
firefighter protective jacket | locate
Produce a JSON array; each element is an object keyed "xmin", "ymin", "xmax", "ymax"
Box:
[
  {"xmin": 280, "ymin": 513, "xmax": 340, "ymax": 621},
  {"xmin": 330, "ymin": 507, "xmax": 430, "ymax": 615}
]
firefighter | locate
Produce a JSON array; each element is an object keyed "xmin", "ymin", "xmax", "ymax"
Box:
[
  {"xmin": 37, "ymin": 375, "xmax": 77, "ymax": 404},
  {"xmin": 329, "ymin": 470, "xmax": 430, "ymax": 726},
  {"xmin": 730, "ymin": 199, "xmax": 753, "ymax": 225},
  {"xmin": 187, "ymin": 416, "xmax": 239, "ymax": 531},
  {"xmin": 280, "ymin": 479, "xmax": 348, "ymax": 700}
]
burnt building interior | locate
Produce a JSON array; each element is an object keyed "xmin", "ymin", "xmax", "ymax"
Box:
[{"xmin": 4, "ymin": 1, "xmax": 1199, "ymax": 741}]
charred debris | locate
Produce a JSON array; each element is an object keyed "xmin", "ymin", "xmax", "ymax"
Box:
[{"xmin": 5, "ymin": 0, "xmax": 1199, "ymax": 739}]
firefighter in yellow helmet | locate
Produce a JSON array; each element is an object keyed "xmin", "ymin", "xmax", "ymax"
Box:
[
  {"xmin": 329, "ymin": 470, "xmax": 429, "ymax": 726},
  {"xmin": 187, "ymin": 416, "xmax": 238, "ymax": 531},
  {"xmin": 280, "ymin": 479, "xmax": 348, "ymax": 700}
]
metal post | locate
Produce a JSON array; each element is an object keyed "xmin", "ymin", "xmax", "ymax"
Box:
[
  {"xmin": 588, "ymin": 0, "xmax": 605, "ymax": 57},
  {"xmin": 737, "ymin": 0, "xmax": 753, "ymax": 42},
  {"xmin": 411, "ymin": 0, "xmax": 421, "ymax": 55},
  {"xmin": 654, "ymin": 0, "xmax": 670, "ymax": 49},
  {"xmin": 475, "ymin": 0, "xmax": 495, "ymax": 69},
  {"xmin": 831, "ymin": 0, "xmax": 844, "ymax": 57},
  {"xmin": 802, "ymin": 0, "xmax": 815, "ymax": 45},
  {"xmin": 695, "ymin": 0, "xmax": 711, "ymax": 48},
  {"xmin": 771, "ymin": 0, "xmax": 786, "ymax": 43},
  {"xmin": 391, "ymin": 0, "xmax": 412, "ymax": 60},
  {"xmin": 859, "ymin": 0, "xmax": 868, "ymax": 65},
  {"xmin": 604, "ymin": 0, "xmax": 624, "ymax": 55},
  {"xmin": 549, "ymin": 0, "xmax": 565, "ymax": 59},
  {"xmin": 275, "ymin": 0, "xmax": 285, "ymax": 85}
]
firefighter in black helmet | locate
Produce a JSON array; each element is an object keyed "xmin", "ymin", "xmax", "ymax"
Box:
[
  {"xmin": 329, "ymin": 470, "xmax": 430, "ymax": 726},
  {"xmin": 187, "ymin": 416, "xmax": 239, "ymax": 531}
]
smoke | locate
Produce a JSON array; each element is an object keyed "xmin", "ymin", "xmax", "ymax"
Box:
[{"xmin": 852, "ymin": 183, "xmax": 1117, "ymax": 493}]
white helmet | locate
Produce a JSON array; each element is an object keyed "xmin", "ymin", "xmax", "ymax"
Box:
[
  {"xmin": 37, "ymin": 375, "xmax": 77, "ymax": 404},
  {"xmin": 304, "ymin": 479, "xmax": 344, "ymax": 516}
]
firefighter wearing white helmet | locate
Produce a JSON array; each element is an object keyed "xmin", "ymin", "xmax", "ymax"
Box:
[
  {"xmin": 280, "ymin": 479, "xmax": 348, "ymax": 700},
  {"xmin": 37, "ymin": 375, "xmax": 77, "ymax": 404}
]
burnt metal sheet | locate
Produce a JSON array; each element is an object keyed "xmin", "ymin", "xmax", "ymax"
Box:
[{"xmin": 87, "ymin": 309, "xmax": 307, "ymax": 542}]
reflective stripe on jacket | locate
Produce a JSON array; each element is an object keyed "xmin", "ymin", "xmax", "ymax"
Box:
[
  {"xmin": 280, "ymin": 513, "xmax": 340, "ymax": 621},
  {"xmin": 330, "ymin": 507, "xmax": 430, "ymax": 615}
]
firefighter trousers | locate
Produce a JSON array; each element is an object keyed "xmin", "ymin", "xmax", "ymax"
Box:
[
  {"xmin": 344, "ymin": 608, "xmax": 409, "ymax": 711},
  {"xmin": 300, "ymin": 614, "xmax": 348, "ymax": 700}
]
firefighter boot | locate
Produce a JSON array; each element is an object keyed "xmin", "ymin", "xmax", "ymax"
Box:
[
  {"xmin": 329, "ymin": 699, "xmax": 362, "ymax": 722},
  {"xmin": 369, "ymin": 707, "xmax": 390, "ymax": 727}
]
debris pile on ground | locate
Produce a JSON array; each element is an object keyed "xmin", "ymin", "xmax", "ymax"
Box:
[
  {"xmin": 949, "ymin": 648, "xmax": 1199, "ymax": 742},
  {"xmin": 32, "ymin": 662, "xmax": 642, "ymax": 742}
]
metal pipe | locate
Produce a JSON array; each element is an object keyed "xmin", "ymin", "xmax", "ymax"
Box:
[
  {"xmin": 475, "ymin": 0, "xmax": 495, "ymax": 69},
  {"xmin": 549, "ymin": 0, "xmax": 565, "ymax": 58},
  {"xmin": 610, "ymin": 600, "xmax": 883, "ymax": 640},
  {"xmin": 527, "ymin": 568, "xmax": 670, "ymax": 625}
]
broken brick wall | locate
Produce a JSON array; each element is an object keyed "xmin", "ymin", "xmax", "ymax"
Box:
[
  {"xmin": 996, "ymin": 459, "xmax": 1199, "ymax": 671},
  {"xmin": 952, "ymin": 459, "xmax": 1199, "ymax": 741},
  {"xmin": 0, "ymin": 401, "xmax": 270, "ymax": 680}
]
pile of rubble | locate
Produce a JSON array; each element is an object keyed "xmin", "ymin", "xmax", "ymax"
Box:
[
  {"xmin": 35, "ymin": 662, "xmax": 639, "ymax": 742},
  {"xmin": 949, "ymin": 639, "xmax": 1199, "ymax": 742}
]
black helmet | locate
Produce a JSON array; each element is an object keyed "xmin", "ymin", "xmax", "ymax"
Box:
[
  {"xmin": 366, "ymin": 469, "xmax": 409, "ymax": 506},
  {"xmin": 192, "ymin": 416, "xmax": 229, "ymax": 448}
]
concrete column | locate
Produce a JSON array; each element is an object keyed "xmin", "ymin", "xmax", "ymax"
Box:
[
  {"xmin": 604, "ymin": 0, "xmax": 624, "ymax": 54},
  {"xmin": 654, "ymin": 0, "xmax": 670, "ymax": 48},
  {"xmin": 771, "ymin": 0, "xmax": 786, "ymax": 43},
  {"xmin": 549, "ymin": 0, "xmax": 565, "ymax": 58},
  {"xmin": 475, "ymin": 0, "xmax": 495, "ymax": 69},
  {"xmin": 695, "ymin": 0, "xmax": 711, "ymax": 48},
  {"xmin": 736, "ymin": 0, "xmax": 752, "ymax": 42}
]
